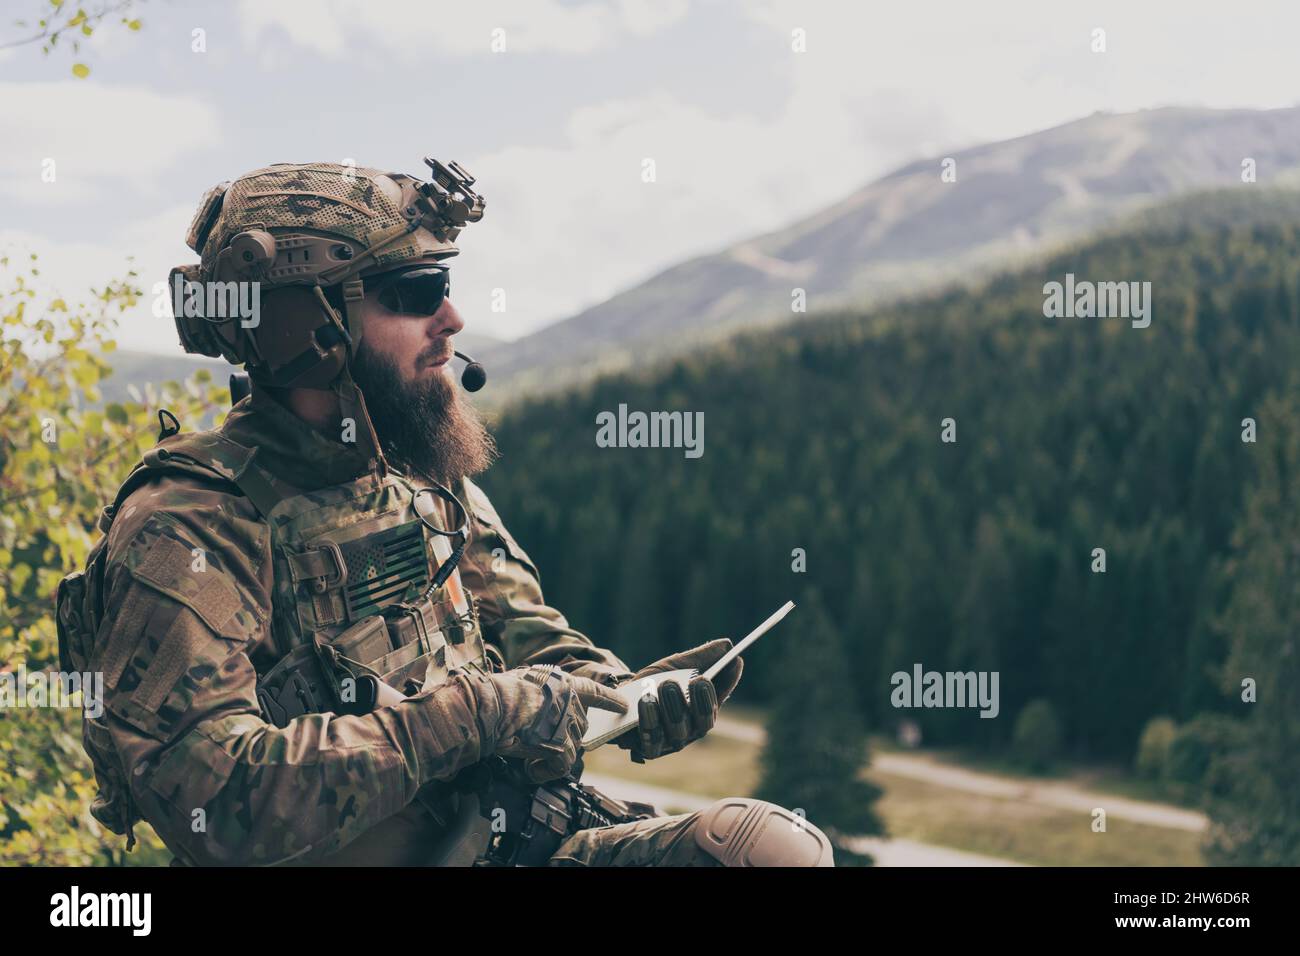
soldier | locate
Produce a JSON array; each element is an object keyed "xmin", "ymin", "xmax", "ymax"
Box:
[{"xmin": 57, "ymin": 158, "xmax": 834, "ymax": 867}]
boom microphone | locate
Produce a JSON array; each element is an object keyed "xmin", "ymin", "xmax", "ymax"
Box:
[{"xmin": 454, "ymin": 350, "xmax": 487, "ymax": 392}]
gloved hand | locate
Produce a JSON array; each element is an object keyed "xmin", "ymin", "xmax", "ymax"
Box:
[
  {"xmin": 614, "ymin": 639, "xmax": 743, "ymax": 763},
  {"xmin": 481, "ymin": 665, "xmax": 627, "ymax": 783}
]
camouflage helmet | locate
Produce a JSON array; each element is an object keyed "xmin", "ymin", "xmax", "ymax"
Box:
[{"xmin": 170, "ymin": 157, "xmax": 484, "ymax": 390}]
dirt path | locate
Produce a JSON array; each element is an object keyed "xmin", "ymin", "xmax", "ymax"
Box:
[{"xmin": 712, "ymin": 715, "xmax": 1208, "ymax": 832}]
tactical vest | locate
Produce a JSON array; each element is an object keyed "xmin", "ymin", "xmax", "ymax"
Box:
[{"xmin": 57, "ymin": 427, "xmax": 491, "ymax": 848}]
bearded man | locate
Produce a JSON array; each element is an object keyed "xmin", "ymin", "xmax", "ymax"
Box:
[{"xmin": 56, "ymin": 158, "xmax": 833, "ymax": 867}]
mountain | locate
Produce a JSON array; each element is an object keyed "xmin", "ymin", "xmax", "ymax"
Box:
[
  {"xmin": 98, "ymin": 351, "xmax": 231, "ymax": 405},
  {"xmin": 481, "ymin": 105, "xmax": 1300, "ymax": 403},
  {"xmin": 100, "ymin": 330, "xmax": 505, "ymax": 403}
]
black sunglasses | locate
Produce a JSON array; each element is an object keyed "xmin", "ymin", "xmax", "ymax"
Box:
[{"xmin": 369, "ymin": 266, "xmax": 451, "ymax": 316}]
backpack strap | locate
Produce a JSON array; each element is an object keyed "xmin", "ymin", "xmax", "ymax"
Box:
[
  {"xmin": 97, "ymin": 430, "xmax": 293, "ymax": 533},
  {"xmin": 65, "ymin": 430, "xmax": 294, "ymax": 854}
]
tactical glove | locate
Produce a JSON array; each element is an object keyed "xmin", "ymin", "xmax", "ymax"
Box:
[
  {"xmin": 615, "ymin": 639, "xmax": 743, "ymax": 763},
  {"xmin": 477, "ymin": 665, "xmax": 627, "ymax": 783}
]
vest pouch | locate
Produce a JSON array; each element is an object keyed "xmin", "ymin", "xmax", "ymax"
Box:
[
  {"xmin": 328, "ymin": 614, "xmax": 392, "ymax": 669},
  {"xmin": 384, "ymin": 598, "xmax": 440, "ymax": 650},
  {"xmin": 55, "ymin": 569, "xmax": 88, "ymax": 674},
  {"xmin": 377, "ymin": 599, "xmax": 452, "ymax": 694}
]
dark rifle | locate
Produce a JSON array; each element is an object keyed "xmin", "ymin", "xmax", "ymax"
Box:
[
  {"xmin": 461, "ymin": 602, "xmax": 795, "ymax": 865},
  {"xmin": 367, "ymin": 670, "xmax": 655, "ymax": 866},
  {"xmin": 453, "ymin": 756, "xmax": 656, "ymax": 867}
]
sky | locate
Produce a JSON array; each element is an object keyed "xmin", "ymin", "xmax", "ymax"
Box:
[{"xmin": 3, "ymin": 0, "xmax": 1300, "ymax": 356}]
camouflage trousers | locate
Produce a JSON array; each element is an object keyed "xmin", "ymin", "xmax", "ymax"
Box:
[
  {"xmin": 261, "ymin": 792, "xmax": 720, "ymax": 866},
  {"xmin": 547, "ymin": 810, "xmax": 722, "ymax": 867}
]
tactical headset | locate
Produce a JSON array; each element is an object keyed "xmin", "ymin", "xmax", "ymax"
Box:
[{"xmin": 171, "ymin": 158, "xmax": 485, "ymax": 393}]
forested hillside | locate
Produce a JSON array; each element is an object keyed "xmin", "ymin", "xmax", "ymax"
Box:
[
  {"xmin": 483, "ymin": 191, "xmax": 1300, "ymax": 781},
  {"xmin": 481, "ymin": 106, "xmax": 1300, "ymax": 402}
]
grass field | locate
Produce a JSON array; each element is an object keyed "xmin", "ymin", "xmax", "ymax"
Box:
[
  {"xmin": 904, "ymin": 741, "xmax": 1198, "ymax": 809},
  {"xmin": 867, "ymin": 773, "xmax": 1203, "ymax": 866},
  {"xmin": 585, "ymin": 733, "xmax": 760, "ymax": 800},
  {"xmin": 585, "ymin": 729, "xmax": 1206, "ymax": 866}
]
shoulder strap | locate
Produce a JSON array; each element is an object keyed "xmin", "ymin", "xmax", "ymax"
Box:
[{"xmin": 98, "ymin": 430, "xmax": 292, "ymax": 533}]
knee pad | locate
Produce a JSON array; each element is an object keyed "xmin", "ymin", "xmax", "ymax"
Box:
[{"xmin": 692, "ymin": 798, "xmax": 834, "ymax": 867}]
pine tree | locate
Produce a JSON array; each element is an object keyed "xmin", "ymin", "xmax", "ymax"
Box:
[
  {"xmin": 1206, "ymin": 384, "xmax": 1300, "ymax": 865},
  {"xmin": 611, "ymin": 505, "xmax": 668, "ymax": 669},
  {"xmin": 754, "ymin": 588, "xmax": 885, "ymax": 865}
]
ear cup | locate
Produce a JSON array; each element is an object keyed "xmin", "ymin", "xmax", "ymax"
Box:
[
  {"xmin": 170, "ymin": 265, "xmax": 227, "ymax": 359},
  {"xmin": 248, "ymin": 286, "xmax": 348, "ymax": 389}
]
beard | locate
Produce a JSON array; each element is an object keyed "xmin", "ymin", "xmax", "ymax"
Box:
[{"xmin": 350, "ymin": 344, "xmax": 497, "ymax": 484}]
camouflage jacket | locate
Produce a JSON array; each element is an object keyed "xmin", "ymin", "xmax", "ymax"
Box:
[{"xmin": 92, "ymin": 387, "xmax": 633, "ymax": 865}]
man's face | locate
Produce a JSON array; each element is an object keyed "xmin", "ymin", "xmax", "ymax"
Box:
[
  {"xmin": 349, "ymin": 265, "xmax": 496, "ymax": 483},
  {"xmin": 359, "ymin": 266, "xmax": 463, "ymax": 384}
]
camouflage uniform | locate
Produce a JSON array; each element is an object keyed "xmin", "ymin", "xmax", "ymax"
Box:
[
  {"xmin": 86, "ymin": 387, "xmax": 748, "ymax": 866},
  {"xmin": 65, "ymin": 157, "xmax": 832, "ymax": 867}
]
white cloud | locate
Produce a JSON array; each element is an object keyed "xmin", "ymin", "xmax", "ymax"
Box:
[
  {"xmin": 0, "ymin": 177, "xmax": 101, "ymax": 206},
  {"xmin": 14, "ymin": 0, "xmax": 1300, "ymax": 355},
  {"xmin": 0, "ymin": 204, "xmax": 198, "ymax": 357},
  {"xmin": 236, "ymin": 0, "xmax": 690, "ymax": 59},
  {"xmin": 742, "ymin": 0, "xmax": 1300, "ymax": 142},
  {"xmin": 445, "ymin": 0, "xmax": 1300, "ymax": 341},
  {"xmin": 614, "ymin": 0, "xmax": 691, "ymax": 36},
  {"xmin": 449, "ymin": 83, "xmax": 947, "ymax": 340},
  {"xmin": 0, "ymin": 82, "xmax": 220, "ymax": 202}
]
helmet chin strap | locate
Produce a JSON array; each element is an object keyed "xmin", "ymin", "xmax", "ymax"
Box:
[
  {"xmin": 335, "ymin": 367, "xmax": 388, "ymax": 480},
  {"xmin": 312, "ymin": 281, "xmax": 388, "ymax": 479}
]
